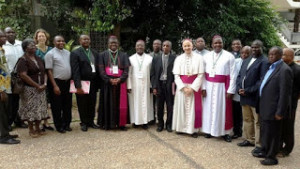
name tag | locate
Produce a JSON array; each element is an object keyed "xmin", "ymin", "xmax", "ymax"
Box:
[
  {"xmin": 91, "ymin": 63, "xmax": 96, "ymax": 73},
  {"xmin": 112, "ymin": 65, "xmax": 118, "ymax": 74},
  {"xmin": 137, "ymin": 71, "xmax": 143, "ymax": 78}
]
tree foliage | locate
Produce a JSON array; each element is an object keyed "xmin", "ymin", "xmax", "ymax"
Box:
[
  {"xmin": 121, "ymin": 0, "xmax": 282, "ymax": 54},
  {"xmin": 0, "ymin": 0, "xmax": 32, "ymax": 39}
]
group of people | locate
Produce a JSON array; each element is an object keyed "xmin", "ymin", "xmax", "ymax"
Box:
[{"xmin": 0, "ymin": 27, "xmax": 299, "ymax": 166}]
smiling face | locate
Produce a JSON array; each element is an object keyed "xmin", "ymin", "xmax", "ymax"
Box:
[
  {"xmin": 54, "ymin": 36, "xmax": 65, "ymax": 50},
  {"xmin": 79, "ymin": 35, "xmax": 91, "ymax": 49},
  {"xmin": 108, "ymin": 38, "xmax": 119, "ymax": 51},
  {"xmin": 212, "ymin": 38, "xmax": 223, "ymax": 53},
  {"xmin": 37, "ymin": 32, "xmax": 47, "ymax": 45},
  {"xmin": 231, "ymin": 40, "xmax": 242, "ymax": 52},
  {"xmin": 182, "ymin": 40, "xmax": 193, "ymax": 54},
  {"xmin": 136, "ymin": 41, "xmax": 145, "ymax": 55}
]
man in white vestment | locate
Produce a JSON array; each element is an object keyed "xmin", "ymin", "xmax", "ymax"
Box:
[
  {"xmin": 127, "ymin": 40, "xmax": 153, "ymax": 129},
  {"xmin": 201, "ymin": 35, "xmax": 236, "ymax": 142},
  {"xmin": 172, "ymin": 39, "xmax": 204, "ymax": 138}
]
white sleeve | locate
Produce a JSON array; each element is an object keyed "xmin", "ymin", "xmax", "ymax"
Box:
[
  {"xmin": 44, "ymin": 51, "xmax": 53, "ymax": 69},
  {"xmin": 127, "ymin": 65, "xmax": 132, "ymax": 89},
  {"xmin": 227, "ymin": 54, "xmax": 236, "ymax": 94}
]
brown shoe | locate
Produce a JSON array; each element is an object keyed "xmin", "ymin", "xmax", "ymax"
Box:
[{"xmin": 29, "ymin": 131, "xmax": 39, "ymax": 138}]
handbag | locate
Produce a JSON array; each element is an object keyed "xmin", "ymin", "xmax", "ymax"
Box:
[{"xmin": 11, "ymin": 57, "xmax": 25, "ymax": 94}]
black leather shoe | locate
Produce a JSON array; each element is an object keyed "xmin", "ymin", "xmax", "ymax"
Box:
[
  {"xmin": 252, "ymin": 147, "xmax": 262, "ymax": 154},
  {"xmin": 81, "ymin": 124, "xmax": 88, "ymax": 132},
  {"xmin": 43, "ymin": 124, "xmax": 54, "ymax": 131},
  {"xmin": 148, "ymin": 120, "xmax": 155, "ymax": 125},
  {"xmin": 166, "ymin": 125, "xmax": 172, "ymax": 132},
  {"xmin": 0, "ymin": 137, "xmax": 20, "ymax": 144},
  {"xmin": 223, "ymin": 134, "xmax": 232, "ymax": 142},
  {"xmin": 252, "ymin": 151, "xmax": 265, "ymax": 158},
  {"xmin": 8, "ymin": 134, "xmax": 18, "ymax": 139},
  {"xmin": 156, "ymin": 126, "xmax": 163, "ymax": 132},
  {"xmin": 191, "ymin": 133, "xmax": 198, "ymax": 138},
  {"xmin": 260, "ymin": 158, "xmax": 278, "ymax": 165},
  {"xmin": 142, "ymin": 124, "xmax": 148, "ymax": 129},
  {"xmin": 232, "ymin": 134, "xmax": 242, "ymax": 139},
  {"xmin": 237, "ymin": 140, "xmax": 255, "ymax": 147},
  {"xmin": 204, "ymin": 134, "xmax": 212, "ymax": 138},
  {"xmin": 89, "ymin": 123, "xmax": 100, "ymax": 129},
  {"xmin": 15, "ymin": 123, "xmax": 28, "ymax": 128},
  {"xmin": 57, "ymin": 129, "xmax": 66, "ymax": 133},
  {"xmin": 64, "ymin": 126, "xmax": 72, "ymax": 132}
]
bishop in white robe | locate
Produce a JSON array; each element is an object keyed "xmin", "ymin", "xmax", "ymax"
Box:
[
  {"xmin": 127, "ymin": 40, "xmax": 153, "ymax": 128},
  {"xmin": 172, "ymin": 39, "xmax": 204, "ymax": 137},
  {"xmin": 201, "ymin": 36, "xmax": 236, "ymax": 142}
]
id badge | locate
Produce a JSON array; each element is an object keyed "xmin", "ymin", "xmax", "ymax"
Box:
[
  {"xmin": 209, "ymin": 70, "xmax": 215, "ymax": 78},
  {"xmin": 137, "ymin": 71, "xmax": 143, "ymax": 78},
  {"xmin": 112, "ymin": 65, "xmax": 118, "ymax": 74},
  {"xmin": 91, "ymin": 63, "xmax": 96, "ymax": 72}
]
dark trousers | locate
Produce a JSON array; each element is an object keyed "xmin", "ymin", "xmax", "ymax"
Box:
[
  {"xmin": 280, "ymin": 108, "xmax": 296, "ymax": 155},
  {"xmin": 76, "ymin": 80, "xmax": 97, "ymax": 126},
  {"xmin": 0, "ymin": 100, "xmax": 9, "ymax": 138},
  {"xmin": 157, "ymin": 81, "xmax": 174, "ymax": 127},
  {"xmin": 7, "ymin": 94, "xmax": 22, "ymax": 126},
  {"xmin": 232, "ymin": 100, "xmax": 243, "ymax": 136},
  {"xmin": 261, "ymin": 120, "xmax": 282, "ymax": 160},
  {"xmin": 49, "ymin": 79, "xmax": 72, "ymax": 130},
  {"xmin": 153, "ymin": 95, "xmax": 157, "ymax": 122}
]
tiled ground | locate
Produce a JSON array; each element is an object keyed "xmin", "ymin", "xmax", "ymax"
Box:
[{"xmin": 0, "ymin": 101, "xmax": 299, "ymax": 169}]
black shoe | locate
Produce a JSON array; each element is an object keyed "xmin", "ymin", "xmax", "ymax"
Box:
[
  {"xmin": 0, "ymin": 137, "xmax": 20, "ymax": 144},
  {"xmin": 223, "ymin": 134, "xmax": 232, "ymax": 142},
  {"xmin": 81, "ymin": 124, "xmax": 88, "ymax": 132},
  {"xmin": 57, "ymin": 128, "xmax": 66, "ymax": 133},
  {"xmin": 166, "ymin": 125, "xmax": 172, "ymax": 132},
  {"xmin": 156, "ymin": 126, "xmax": 163, "ymax": 132},
  {"xmin": 15, "ymin": 123, "xmax": 28, "ymax": 128},
  {"xmin": 191, "ymin": 133, "xmax": 198, "ymax": 138},
  {"xmin": 204, "ymin": 134, "xmax": 212, "ymax": 138},
  {"xmin": 132, "ymin": 124, "xmax": 138, "ymax": 128},
  {"xmin": 43, "ymin": 124, "xmax": 54, "ymax": 131},
  {"xmin": 89, "ymin": 123, "xmax": 100, "ymax": 129},
  {"xmin": 260, "ymin": 158, "xmax": 278, "ymax": 165},
  {"xmin": 119, "ymin": 126, "xmax": 127, "ymax": 131},
  {"xmin": 64, "ymin": 126, "xmax": 72, "ymax": 132},
  {"xmin": 252, "ymin": 147, "xmax": 262, "ymax": 154},
  {"xmin": 142, "ymin": 124, "xmax": 148, "ymax": 130},
  {"xmin": 8, "ymin": 134, "xmax": 18, "ymax": 139},
  {"xmin": 232, "ymin": 134, "xmax": 242, "ymax": 139},
  {"xmin": 237, "ymin": 140, "xmax": 255, "ymax": 147}
]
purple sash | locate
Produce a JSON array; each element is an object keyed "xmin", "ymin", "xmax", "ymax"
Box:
[
  {"xmin": 205, "ymin": 73, "xmax": 233, "ymax": 130},
  {"xmin": 105, "ymin": 67, "xmax": 127, "ymax": 126},
  {"xmin": 180, "ymin": 75, "xmax": 202, "ymax": 128}
]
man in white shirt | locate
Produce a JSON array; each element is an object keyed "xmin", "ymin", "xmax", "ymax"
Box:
[{"xmin": 3, "ymin": 27, "xmax": 26, "ymax": 129}]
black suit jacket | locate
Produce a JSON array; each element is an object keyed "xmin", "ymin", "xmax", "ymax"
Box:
[
  {"xmin": 150, "ymin": 54, "xmax": 176, "ymax": 93},
  {"xmin": 236, "ymin": 55, "xmax": 269, "ymax": 107},
  {"xmin": 259, "ymin": 61, "xmax": 293, "ymax": 120},
  {"xmin": 70, "ymin": 47, "xmax": 100, "ymax": 88},
  {"xmin": 289, "ymin": 62, "xmax": 300, "ymax": 111}
]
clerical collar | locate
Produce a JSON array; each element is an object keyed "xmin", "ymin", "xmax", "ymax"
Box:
[{"xmin": 109, "ymin": 49, "xmax": 118, "ymax": 54}]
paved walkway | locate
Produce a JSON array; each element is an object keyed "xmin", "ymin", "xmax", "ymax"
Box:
[{"xmin": 1, "ymin": 103, "xmax": 299, "ymax": 169}]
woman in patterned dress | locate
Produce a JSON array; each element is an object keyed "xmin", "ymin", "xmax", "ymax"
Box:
[{"xmin": 17, "ymin": 39, "xmax": 48, "ymax": 138}]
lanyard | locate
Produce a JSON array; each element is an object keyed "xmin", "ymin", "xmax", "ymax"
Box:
[
  {"xmin": 136, "ymin": 54, "xmax": 144, "ymax": 71},
  {"xmin": 81, "ymin": 47, "xmax": 91, "ymax": 63},
  {"xmin": 109, "ymin": 50, "xmax": 118, "ymax": 65},
  {"xmin": 212, "ymin": 50, "xmax": 223, "ymax": 69}
]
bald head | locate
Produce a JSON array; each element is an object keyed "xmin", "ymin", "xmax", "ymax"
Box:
[
  {"xmin": 282, "ymin": 48, "xmax": 295, "ymax": 64},
  {"xmin": 241, "ymin": 46, "xmax": 251, "ymax": 60}
]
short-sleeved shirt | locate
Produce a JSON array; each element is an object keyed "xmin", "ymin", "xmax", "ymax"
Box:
[
  {"xmin": 44, "ymin": 47, "xmax": 71, "ymax": 80},
  {"xmin": 3, "ymin": 40, "xmax": 24, "ymax": 73},
  {"xmin": 17, "ymin": 56, "xmax": 46, "ymax": 86}
]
